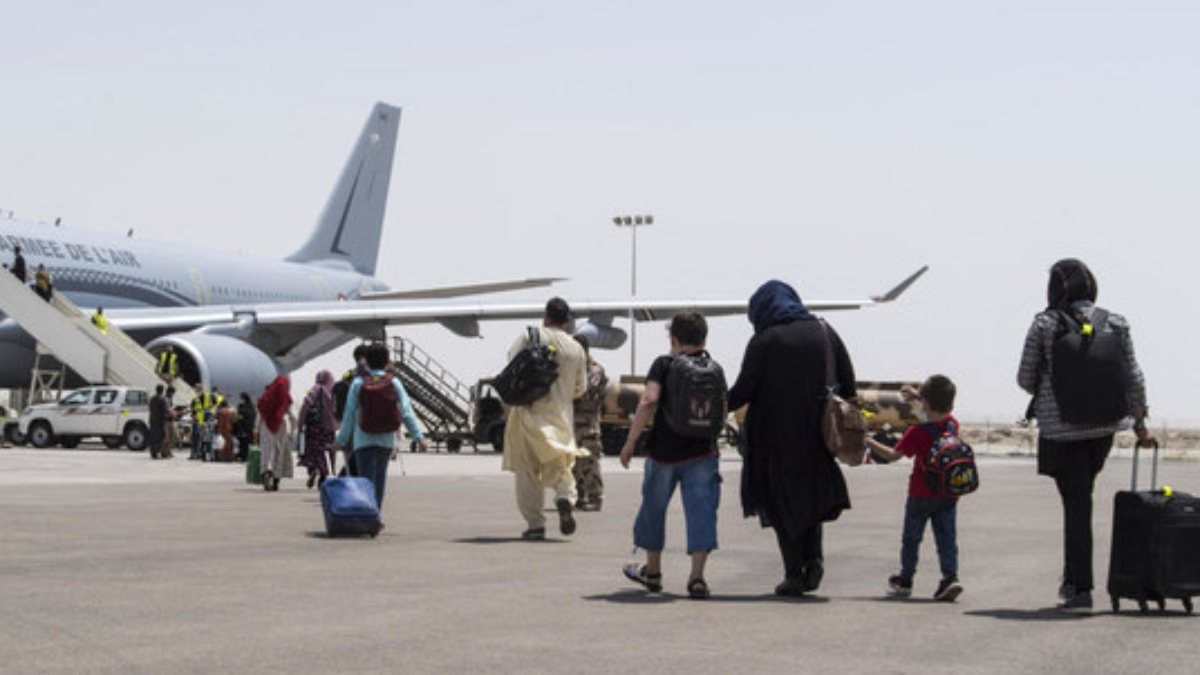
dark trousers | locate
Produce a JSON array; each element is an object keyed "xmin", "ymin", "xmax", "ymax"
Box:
[
  {"xmin": 774, "ymin": 523, "xmax": 823, "ymax": 580},
  {"xmin": 1040, "ymin": 434, "xmax": 1113, "ymax": 592},
  {"xmin": 354, "ymin": 446, "xmax": 391, "ymax": 508},
  {"xmin": 900, "ymin": 496, "xmax": 958, "ymax": 579}
]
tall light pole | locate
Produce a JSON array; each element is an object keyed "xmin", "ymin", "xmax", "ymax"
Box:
[{"xmin": 612, "ymin": 214, "xmax": 653, "ymax": 375}]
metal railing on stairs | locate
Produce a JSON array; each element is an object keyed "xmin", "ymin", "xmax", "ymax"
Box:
[
  {"xmin": 0, "ymin": 270, "xmax": 196, "ymax": 400},
  {"xmin": 390, "ymin": 336, "xmax": 473, "ymax": 449}
]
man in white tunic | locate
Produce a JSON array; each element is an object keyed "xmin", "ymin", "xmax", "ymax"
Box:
[{"xmin": 502, "ymin": 297, "xmax": 588, "ymax": 540}]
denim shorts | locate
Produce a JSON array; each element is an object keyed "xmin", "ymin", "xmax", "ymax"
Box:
[{"xmin": 633, "ymin": 454, "xmax": 721, "ymax": 554}]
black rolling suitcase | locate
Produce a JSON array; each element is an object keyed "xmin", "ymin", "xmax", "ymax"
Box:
[{"xmin": 1107, "ymin": 440, "xmax": 1200, "ymax": 614}]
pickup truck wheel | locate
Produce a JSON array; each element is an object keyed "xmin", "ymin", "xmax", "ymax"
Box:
[
  {"xmin": 102, "ymin": 436, "xmax": 124, "ymax": 449},
  {"xmin": 4, "ymin": 423, "xmax": 24, "ymax": 446},
  {"xmin": 488, "ymin": 424, "xmax": 505, "ymax": 453},
  {"xmin": 28, "ymin": 421, "xmax": 55, "ymax": 448},
  {"xmin": 123, "ymin": 423, "xmax": 148, "ymax": 452},
  {"xmin": 59, "ymin": 437, "xmax": 81, "ymax": 449}
]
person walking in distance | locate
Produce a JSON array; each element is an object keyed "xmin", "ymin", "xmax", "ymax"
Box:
[
  {"xmin": 502, "ymin": 297, "xmax": 588, "ymax": 541},
  {"xmin": 257, "ymin": 375, "xmax": 296, "ymax": 492},
  {"xmin": 1017, "ymin": 258, "xmax": 1152, "ymax": 612},
  {"xmin": 572, "ymin": 335, "xmax": 609, "ymax": 511},
  {"xmin": 299, "ymin": 370, "xmax": 338, "ymax": 488},
  {"xmin": 148, "ymin": 384, "xmax": 169, "ymax": 460}
]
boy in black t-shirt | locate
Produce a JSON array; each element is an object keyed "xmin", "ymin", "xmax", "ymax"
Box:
[{"xmin": 619, "ymin": 312, "xmax": 726, "ymax": 599}]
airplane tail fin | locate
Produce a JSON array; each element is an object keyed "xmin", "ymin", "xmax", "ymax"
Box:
[{"xmin": 286, "ymin": 102, "xmax": 401, "ymax": 276}]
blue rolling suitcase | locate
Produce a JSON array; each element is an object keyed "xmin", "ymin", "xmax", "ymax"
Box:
[{"xmin": 319, "ymin": 476, "xmax": 382, "ymax": 537}]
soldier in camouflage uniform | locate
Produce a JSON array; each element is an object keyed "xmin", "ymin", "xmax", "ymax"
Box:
[{"xmin": 572, "ymin": 336, "xmax": 608, "ymax": 511}]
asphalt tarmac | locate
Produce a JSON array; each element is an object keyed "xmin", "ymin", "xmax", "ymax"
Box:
[{"xmin": 1, "ymin": 446, "xmax": 1197, "ymax": 674}]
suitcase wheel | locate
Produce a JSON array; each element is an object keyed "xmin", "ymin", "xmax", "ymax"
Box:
[
  {"xmin": 1184, "ymin": 598, "xmax": 1194, "ymax": 615},
  {"xmin": 1110, "ymin": 596, "xmax": 1120, "ymax": 614}
]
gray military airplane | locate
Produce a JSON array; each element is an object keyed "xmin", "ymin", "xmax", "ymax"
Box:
[{"xmin": 0, "ymin": 102, "xmax": 927, "ymax": 397}]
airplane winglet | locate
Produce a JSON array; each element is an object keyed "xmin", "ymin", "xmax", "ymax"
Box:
[{"xmin": 872, "ymin": 265, "xmax": 929, "ymax": 303}]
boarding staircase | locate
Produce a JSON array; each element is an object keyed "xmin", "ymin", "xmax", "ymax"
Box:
[
  {"xmin": 0, "ymin": 270, "xmax": 196, "ymax": 401},
  {"xmin": 390, "ymin": 336, "xmax": 474, "ymax": 451}
]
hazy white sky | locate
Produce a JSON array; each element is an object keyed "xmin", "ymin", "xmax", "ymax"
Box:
[{"xmin": 2, "ymin": 1, "xmax": 1198, "ymax": 425}]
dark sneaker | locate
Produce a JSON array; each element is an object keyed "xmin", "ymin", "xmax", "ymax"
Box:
[
  {"xmin": 775, "ymin": 578, "xmax": 809, "ymax": 597},
  {"xmin": 802, "ymin": 560, "xmax": 824, "ymax": 592},
  {"xmin": 888, "ymin": 575, "xmax": 913, "ymax": 598},
  {"xmin": 1058, "ymin": 580, "xmax": 1075, "ymax": 601},
  {"xmin": 1058, "ymin": 590, "xmax": 1093, "ymax": 614},
  {"xmin": 555, "ymin": 498, "xmax": 576, "ymax": 536},
  {"xmin": 520, "ymin": 527, "xmax": 546, "ymax": 541},
  {"xmin": 934, "ymin": 576, "xmax": 963, "ymax": 602}
]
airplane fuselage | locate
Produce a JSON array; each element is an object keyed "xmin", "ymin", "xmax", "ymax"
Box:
[
  {"xmin": 0, "ymin": 218, "xmax": 388, "ymax": 310},
  {"xmin": 0, "ymin": 217, "xmax": 389, "ymax": 388}
]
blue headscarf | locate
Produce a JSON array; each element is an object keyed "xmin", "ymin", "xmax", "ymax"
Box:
[{"xmin": 748, "ymin": 280, "xmax": 815, "ymax": 334}]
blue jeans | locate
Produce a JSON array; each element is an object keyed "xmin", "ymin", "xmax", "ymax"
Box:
[
  {"xmin": 900, "ymin": 496, "xmax": 958, "ymax": 579},
  {"xmin": 633, "ymin": 455, "xmax": 721, "ymax": 554},
  {"xmin": 354, "ymin": 446, "xmax": 392, "ymax": 508}
]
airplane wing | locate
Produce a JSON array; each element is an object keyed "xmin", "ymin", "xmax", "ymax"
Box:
[
  {"xmin": 359, "ymin": 277, "xmax": 567, "ymax": 300},
  {"xmin": 110, "ymin": 266, "xmax": 928, "ymax": 340}
]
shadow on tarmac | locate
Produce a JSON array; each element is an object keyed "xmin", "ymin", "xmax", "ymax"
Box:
[
  {"xmin": 452, "ymin": 536, "xmax": 568, "ymax": 545},
  {"xmin": 964, "ymin": 608, "xmax": 1094, "ymax": 622},
  {"xmin": 846, "ymin": 595, "xmax": 944, "ymax": 605},
  {"xmin": 583, "ymin": 590, "xmax": 830, "ymax": 605}
]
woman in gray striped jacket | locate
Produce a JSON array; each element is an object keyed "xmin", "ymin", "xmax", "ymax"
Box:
[{"xmin": 1017, "ymin": 258, "xmax": 1153, "ymax": 613}]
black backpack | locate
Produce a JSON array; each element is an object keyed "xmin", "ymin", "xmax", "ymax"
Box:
[
  {"xmin": 662, "ymin": 352, "xmax": 728, "ymax": 439},
  {"xmin": 921, "ymin": 420, "xmax": 979, "ymax": 497},
  {"xmin": 494, "ymin": 327, "xmax": 560, "ymax": 406},
  {"xmin": 305, "ymin": 392, "xmax": 325, "ymax": 428},
  {"xmin": 1051, "ymin": 308, "xmax": 1131, "ymax": 425}
]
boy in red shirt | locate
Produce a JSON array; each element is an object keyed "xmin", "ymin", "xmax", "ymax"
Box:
[{"xmin": 867, "ymin": 375, "xmax": 963, "ymax": 602}]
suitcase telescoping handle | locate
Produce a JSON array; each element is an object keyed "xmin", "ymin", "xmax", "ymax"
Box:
[{"xmin": 1130, "ymin": 438, "xmax": 1160, "ymax": 493}]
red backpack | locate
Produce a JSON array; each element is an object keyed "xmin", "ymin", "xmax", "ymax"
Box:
[{"xmin": 358, "ymin": 374, "xmax": 401, "ymax": 434}]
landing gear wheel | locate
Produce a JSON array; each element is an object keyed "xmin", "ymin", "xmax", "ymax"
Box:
[
  {"xmin": 1157, "ymin": 599, "xmax": 1166, "ymax": 613},
  {"xmin": 1137, "ymin": 599, "xmax": 1149, "ymax": 613},
  {"xmin": 1110, "ymin": 596, "xmax": 1120, "ymax": 614},
  {"xmin": 28, "ymin": 422, "xmax": 54, "ymax": 448},
  {"xmin": 102, "ymin": 436, "xmax": 124, "ymax": 449},
  {"xmin": 1184, "ymin": 598, "xmax": 1194, "ymax": 615}
]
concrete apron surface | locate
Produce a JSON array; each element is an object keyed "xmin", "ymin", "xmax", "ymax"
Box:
[{"xmin": 1, "ymin": 447, "xmax": 1197, "ymax": 675}]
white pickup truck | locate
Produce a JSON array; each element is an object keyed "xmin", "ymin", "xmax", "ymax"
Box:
[{"xmin": 15, "ymin": 386, "xmax": 151, "ymax": 451}]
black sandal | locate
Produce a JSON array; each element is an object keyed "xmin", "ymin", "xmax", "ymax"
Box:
[
  {"xmin": 687, "ymin": 577, "xmax": 710, "ymax": 600},
  {"xmin": 622, "ymin": 563, "xmax": 663, "ymax": 593}
]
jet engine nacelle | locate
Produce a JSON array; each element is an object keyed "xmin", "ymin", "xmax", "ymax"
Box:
[
  {"xmin": 147, "ymin": 333, "xmax": 282, "ymax": 398},
  {"xmin": 574, "ymin": 322, "xmax": 628, "ymax": 350}
]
